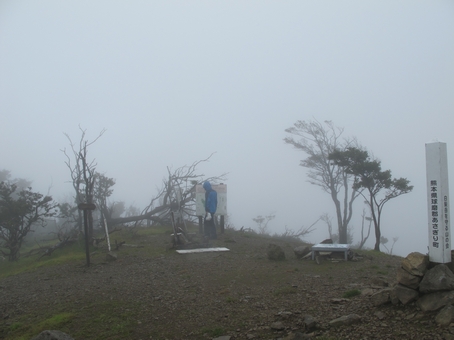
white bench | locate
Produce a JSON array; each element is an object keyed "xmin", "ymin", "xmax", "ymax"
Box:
[{"xmin": 311, "ymin": 243, "xmax": 350, "ymax": 261}]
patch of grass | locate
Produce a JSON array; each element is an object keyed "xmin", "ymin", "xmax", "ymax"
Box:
[
  {"xmin": 135, "ymin": 224, "xmax": 174, "ymax": 237},
  {"xmin": 201, "ymin": 326, "xmax": 226, "ymax": 337},
  {"xmin": 37, "ymin": 312, "xmax": 73, "ymax": 330},
  {"xmin": 242, "ymin": 232, "xmax": 254, "ymax": 238},
  {"xmin": 225, "ymin": 296, "xmax": 236, "ymax": 303},
  {"xmin": 0, "ymin": 242, "xmax": 86, "ymax": 279},
  {"xmin": 0, "ymin": 226, "xmax": 179, "ymax": 279},
  {"xmin": 4, "ymin": 312, "xmax": 74, "ymax": 340},
  {"xmin": 342, "ymin": 289, "xmax": 361, "ymax": 298},
  {"xmin": 9, "ymin": 322, "xmax": 22, "ymax": 332},
  {"xmin": 367, "ymin": 263, "xmax": 388, "ymax": 275},
  {"xmin": 61, "ymin": 300, "xmax": 141, "ymax": 340},
  {"xmin": 359, "ymin": 249, "xmax": 393, "ymax": 260}
]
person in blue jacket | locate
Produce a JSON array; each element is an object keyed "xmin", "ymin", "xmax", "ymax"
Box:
[{"xmin": 203, "ymin": 181, "xmax": 218, "ymax": 239}]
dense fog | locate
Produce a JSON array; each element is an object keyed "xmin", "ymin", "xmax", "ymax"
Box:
[{"xmin": 1, "ymin": 1, "xmax": 454, "ymax": 257}]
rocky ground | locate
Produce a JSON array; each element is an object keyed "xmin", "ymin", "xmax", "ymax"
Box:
[{"xmin": 0, "ymin": 229, "xmax": 450, "ymax": 340}]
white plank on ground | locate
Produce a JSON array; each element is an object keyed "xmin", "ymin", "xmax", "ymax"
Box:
[{"xmin": 176, "ymin": 247, "xmax": 230, "ymax": 254}]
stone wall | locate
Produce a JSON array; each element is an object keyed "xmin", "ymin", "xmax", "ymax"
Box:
[{"xmin": 372, "ymin": 251, "xmax": 454, "ymax": 327}]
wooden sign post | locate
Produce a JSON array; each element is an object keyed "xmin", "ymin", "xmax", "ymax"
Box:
[{"xmin": 78, "ymin": 203, "xmax": 96, "ymax": 267}]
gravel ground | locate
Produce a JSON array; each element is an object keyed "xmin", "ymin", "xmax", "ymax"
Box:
[{"xmin": 0, "ymin": 230, "xmax": 448, "ymax": 340}]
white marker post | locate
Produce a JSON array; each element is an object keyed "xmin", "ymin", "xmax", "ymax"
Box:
[{"xmin": 425, "ymin": 142, "xmax": 451, "ymax": 263}]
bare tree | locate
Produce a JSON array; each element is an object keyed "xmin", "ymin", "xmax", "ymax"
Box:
[
  {"xmin": 380, "ymin": 236, "xmax": 399, "ymax": 255},
  {"xmin": 357, "ymin": 207, "xmax": 373, "ymax": 249},
  {"xmin": 252, "ymin": 213, "xmax": 275, "ymax": 234},
  {"xmin": 320, "ymin": 213, "xmax": 337, "ymax": 242},
  {"xmin": 284, "ymin": 120, "xmax": 362, "ymax": 243},
  {"xmin": 106, "ymin": 154, "xmax": 227, "ymax": 227},
  {"xmin": 62, "ymin": 127, "xmax": 106, "ymax": 239},
  {"xmin": 275, "ymin": 217, "xmax": 321, "ymax": 241}
]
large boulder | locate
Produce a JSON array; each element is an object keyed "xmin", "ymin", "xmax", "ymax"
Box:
[
  {"xmin": 370, "ymin": 288, "xmax": 393, "ymax": 306},
  {"xmin": 401, "ymin": 252, "xmax": 429, "ymax": 276},
  {"xmin": 435, "ymin": 304, "xmax": 454, "ymax": 327},
  {"xmin": 106, "ymin": 252, "xmax": 117, "ymax": 262},
  {"xmin": 302, "ymin": 314, "xmax": 317, "ymax": 331},
  {"xmin": 394, "ymin": 284, "xmax": 419, "ymax": 305},
  {"xmin": 270, "ymin": 321, "xmax": 285, "ymax": 330},
  {"xmin": 267, "ymin": 243, "xmax": 286, "ymax": 261},
  {"xmin": 396, "ymin": 267, "xmax": 422, "ymax": 289},
  {"xmin": 294, "ymin": 245, "xmax": 310, "ymax": 259},
  {"xmin": 419, "ymin": 264, "xmax": 454, "ymax": 293},
  {"xmin": 370, "ymin": 276, "xmax": 389, "ymax": 287},
  {"xmin": 328, "ymin": 314, "xmax": 361, "ymax": 327},
  {"xmin": 417, "ymin": 290, "xmax": 454, "ymax": 312}
]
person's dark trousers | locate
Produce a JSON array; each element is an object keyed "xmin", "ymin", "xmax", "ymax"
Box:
[
  {"xmin": 203, "ymin": 218, "xmax": 210, "ymax": 237},
  {"xmin": 204, "ymin": 216, "xmax": 217, "ymax": 239}
]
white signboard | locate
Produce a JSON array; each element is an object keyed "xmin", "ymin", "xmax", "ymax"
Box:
[
  {"xmin": 195, "ymin": 184, "xmax": 227, "ymax": 216},
  {"xmin": 425, "ymin": 142, "xmax": 451, "ymax": 263}
]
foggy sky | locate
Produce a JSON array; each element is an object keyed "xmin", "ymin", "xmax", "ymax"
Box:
[{"xmin": 1, "ymin": 1, "xmax": 453, "ymax": 256}]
